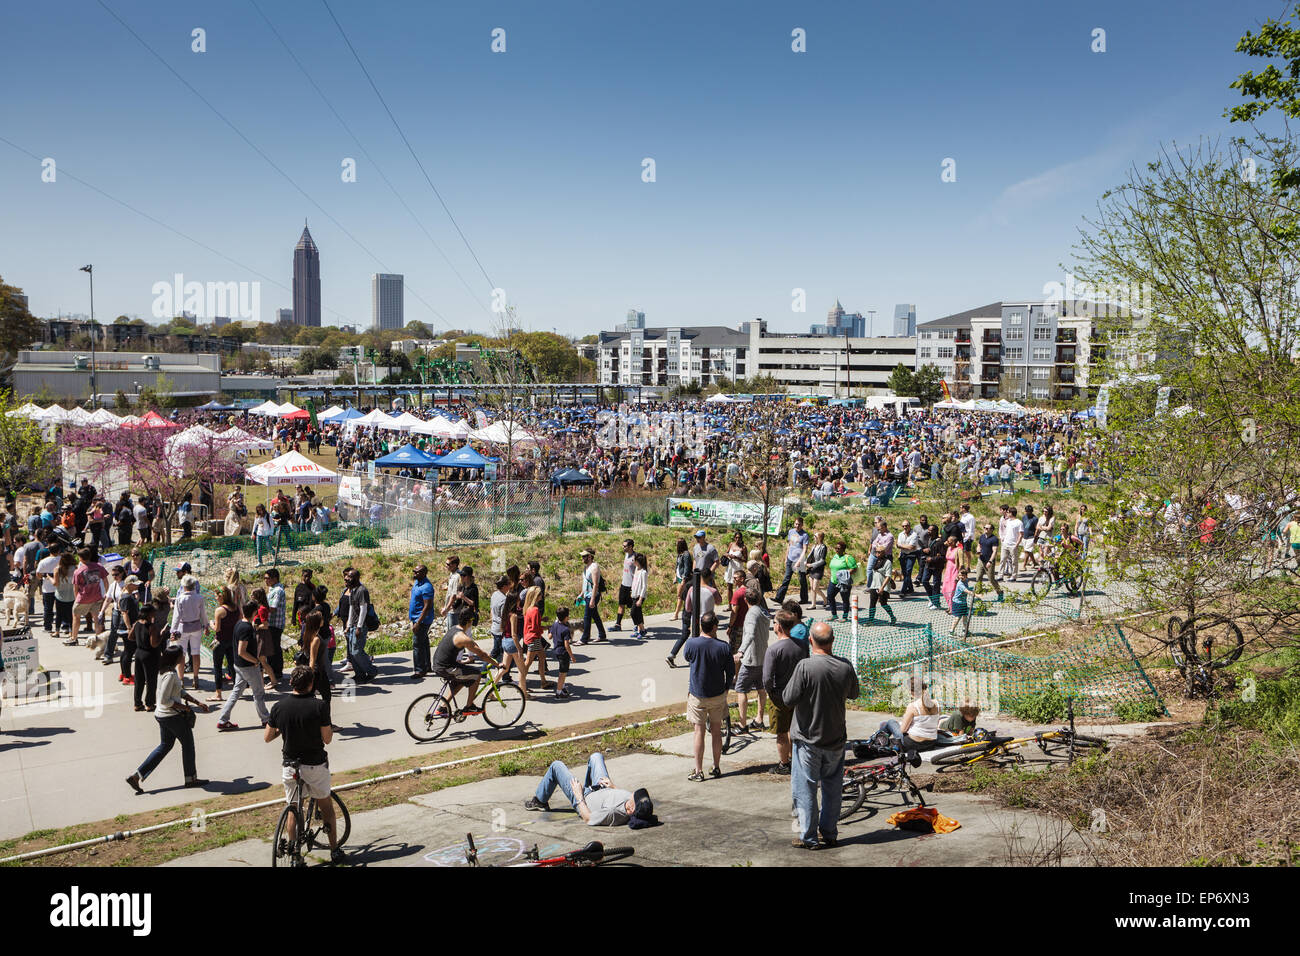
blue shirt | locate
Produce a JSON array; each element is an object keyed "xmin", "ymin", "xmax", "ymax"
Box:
[
  {"xmin": 789, "ymin": 619, "xmax": 810, "ymax": 652},
  {"xmin": 409, "ymin": 578, "xmax": 435, "ymax": 622},
  {"xmin": 683, "ymin": 635, "xmax": 735, "ymax": 699}
]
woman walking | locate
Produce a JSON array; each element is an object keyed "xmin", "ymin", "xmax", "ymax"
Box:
[
  {"xmin": 252, "ymin": 504, "xmax": 273, "ymax": 564},
  {"xmin": 671, "ymin": 538, "xmax": 689, "ymax": 620},
  {"xmin": 519, "ymin": 584, "xmax": 550, "ymax": 692},
  {"xmin": 209, "ymin": 586, "xmax": 238, "ymax": 703},
  {"xmin": 629, "ymin": 552, "xmax": 648, "ymax": 640},
  {"xmin": 300, "ymin": 610, "xmax": 332, "ymax": 725},
  {"xmin": 125, "ymin": 645, "xmax": 209, "ymax": 793},
  {"xmin": 724, "ymin": 531, "xmax": 745, "ymax": 603},
  {"xmin": 806, "ymin": 531, "xmax": 828, "ymax": 609},
  {"xmin": 52, "ymin": 552, "xmax": 76, "ymax": 639},
  {"xmin": 133, "ymin": 593, "xmax": 168, "ymax": 711}
]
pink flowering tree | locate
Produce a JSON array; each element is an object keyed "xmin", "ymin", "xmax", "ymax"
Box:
[{"xmin": 62, "ymin": 421, "xmax": 248, "ymax": 544}]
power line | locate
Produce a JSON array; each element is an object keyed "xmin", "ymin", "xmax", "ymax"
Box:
[
  {"xmin": 321, "ymin": 0, "xmax": 498, "ymax": 294},
  {"xmin": 0, "ymin": 133, "xmax": 363, "ymax": 328},
  {"xmin": 94, "ymin": 0, "xmax": 453, "ymax": 330},
  {"xmin": 249, "ymin": 0, "xmax": 491, "ymax": 322}
]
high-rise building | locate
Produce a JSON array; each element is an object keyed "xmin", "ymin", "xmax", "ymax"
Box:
[
  {"xmin": 372, "ymin": 273, "xmax": 404, "ymax": 330},
  {"xmin": 893, "ymin": 303, "xmax": 917, "ymax": 337},
  {"xmin": 292, "ymin": 223, "xmax": 321, "ymax": 327},
  {"xmin": 810, "ymin": 300, "xmax": 866, "ymax": 337},
  {"xmin": 276, "ymin": 308, "xmax": 293, "ymax": 325}
]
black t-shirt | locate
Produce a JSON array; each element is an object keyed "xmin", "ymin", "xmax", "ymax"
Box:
[
  {"xmin": 118, "ymin": 593, "xmax": 140, "ymax": 634},
  {"xmin": 941, "ymin": 521, "xmax": 965, "ymax": 550},
  {"xmin": 293, "ymin": 583, "xmax": 315, "ymax": 625},
  {"xmin": 269, "ymin": 694, "xmax": 330, "ymax": 766},
  {"xmin": 433, "ymin": 628, "xmax": 463, "ymax": 670},
  {"xmin": 978, "ymin": 533, "xmax": 999, "ymax": 564},
  {"xmin": 232, "ymin": 620, "xmax": 258, "ymax": 663}
]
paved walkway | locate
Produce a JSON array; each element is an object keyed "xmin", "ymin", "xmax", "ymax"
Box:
[{"xmin": 0, "ymin": 578, "xmax": 1121, "ymax": 842}]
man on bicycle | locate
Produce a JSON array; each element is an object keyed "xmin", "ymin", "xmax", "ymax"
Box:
[
  {"xmin": 430, "ymin": 608, "xmax": 498, "ymax": 716},
  {"xmin": 265, "ymin": 665, "xmax": 344, "ymax": 864}
]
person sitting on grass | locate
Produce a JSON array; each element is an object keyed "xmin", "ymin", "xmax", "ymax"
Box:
[{"xmin": 524, "ymin": 751, "xmax": 658, "ymax": 828}]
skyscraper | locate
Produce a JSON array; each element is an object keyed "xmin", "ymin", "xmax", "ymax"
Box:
[
  {"xmin": 292, "ymin": 223, "xmax": 321, "ymax": 327},
  {"xmin": 893, "ymin": 303, "xmax": 917, "ymax": 337},
  {"xmin": 372, "ymin": 273, "xmax": 404, "ymax": 330}
]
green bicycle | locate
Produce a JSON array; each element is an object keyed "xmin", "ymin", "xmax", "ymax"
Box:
[{"xmin": 404, "ymin": 662, "xmax": 526, "ymax": 741}]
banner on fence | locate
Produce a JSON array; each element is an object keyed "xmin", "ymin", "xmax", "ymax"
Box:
[
  {"xmin": 667, "ymin": 498, "xmax": 784, "ymax": 534},
  {"xmin": 339, "ymin": 476, "xmax": 363, "ymax": 505}
]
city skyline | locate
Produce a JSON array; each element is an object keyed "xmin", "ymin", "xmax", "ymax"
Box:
[{"xmin": 0, "ymin": 1, "xmax": 1275, "ymax": 336}]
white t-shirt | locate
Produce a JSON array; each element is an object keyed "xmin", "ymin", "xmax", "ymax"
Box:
[
  {"xmin": 36, "ymin": 554, "xmax": 61, "ymax": 593},
  {"xmin": 959, "ymin": 512, "xmax": 976, "ymax": 542},
  {"xmin": 1001, "ymin": 518, "xmax": 1024, "ymax": 548},
  {"xmin": 621, "ymin": 552, "xmax": 635, "ymax": 588}
]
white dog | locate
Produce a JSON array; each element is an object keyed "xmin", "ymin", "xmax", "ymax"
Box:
[{"xmin": 2, "ymin": 581, "xmax": 28, "ymax": 630}]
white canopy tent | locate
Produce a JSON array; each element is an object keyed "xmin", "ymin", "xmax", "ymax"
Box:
[
  {"xmin": 316, "ymin": 405, "xmax": 346, "ymax": 423},
  {"xmin": 705, "ymin": 392, "xmax": 736, "ymax": 403},
  {"xmin": 388, "ymin": 411, "xmax": 427, "ymax": 432},
  {"xmin": 66, "ymin": 406, "xmax": 96, "ymax": 426},
  {"xmin": 89, "ymin": 408, "xmax": 120, "ymax": 427},
  {"xmin": 5, "ymin": 402, "xmax": 42, "ymax": 419},
  {"xmin": 220, "ymin": 426, "xmax": 275, "ymax": 451},
  {"xmin": 247, "ymin": 400, "xmax": 282, "ymax": 416},
  {"xmin": 275, "ymin": 402, "xmax": 303, "ymax": 416},
  {"xmin": 471, "ymin": 420, "xmax": 539, "ymax": 445},
  {"xmin": 408, "ymin": 415, "xmax": 449, "ymax": 437},
  {"xmin": 33, "ymin": 404, "xmax": 72, "ymax": 424},
  {"xmin": 246, "ymin": 450, "xmax": 338, "ymax": 486}
]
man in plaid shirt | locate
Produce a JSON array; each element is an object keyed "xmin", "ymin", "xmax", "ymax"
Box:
[{"xmin": 264, "ymin": 568, "xmax": 287, "ymax": 685}]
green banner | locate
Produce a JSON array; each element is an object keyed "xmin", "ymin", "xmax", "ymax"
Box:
[{"xmin": 668, "ymin": 497, "xmax": 784, "ymax": 535}]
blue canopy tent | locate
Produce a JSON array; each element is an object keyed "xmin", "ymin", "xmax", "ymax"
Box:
[
  {"xmin": 373, "ymin": 443, "xmax": 441, "ymax": 469},
  {"xmin": 322, "ymin": 407, "xmax": 364, "ymax": 424},
  {"xmin": 431, "ymin": 445, "xmax": 498, "ymax": 470}
]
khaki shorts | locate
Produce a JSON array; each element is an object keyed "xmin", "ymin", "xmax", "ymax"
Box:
[
  {"xmin": 687, "ymin": 692, "xmax": 727, "ymax": 729},
  {"xmin": 767, "ymin": 700, "xmax": 793, "ymax": 734},
  {"xmin": 73, "ymin": 602, "xmax": 98, "ymax": 620},
  {"xmin": 283, "ymin": 761, "xmax": 331, "ymax": 800}
]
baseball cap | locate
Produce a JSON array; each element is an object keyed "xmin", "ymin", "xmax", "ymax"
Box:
[
  {"xmin": 580, "ymin": 548, "xmax": 594, "ymax": 558},
  {"xmin": 694, "ymin": 530, "xmax": 706, "ymax": 538},
  {"xmin": 176, "ymin": 562, "xmax": 192, "ymax": 575},
  {"xmin": 628, "ymin": 788, "xmax": 658, "ymax": 829}
]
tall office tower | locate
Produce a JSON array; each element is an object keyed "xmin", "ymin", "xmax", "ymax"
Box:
[
  {"xmin": 372, "ymin": 273, "xmax": 405, "ymax": 330},
  {"xmin": 292, "ymin": 222, "xmax": 321, "ymax": 327},
  {"xmin": 893, "ymin": 303, "xmax": 917, "ymax": 337},
  {"xmin": 276, "ymin": 308, "xmax": 294, "ymax": 325}
]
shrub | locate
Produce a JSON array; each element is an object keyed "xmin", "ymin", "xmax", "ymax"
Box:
[
  {"xmin": 645, "ymin": 511, "xmax": 665, "ymax": 526},
  {"xmin": 1004, "ymin": 682, "xmax": 1066, "ymax": 723},
  {"xmin": 494, "ymin": 518, "xmax": 527, "ymax": 537},
  {"xmin": 350, "ymin": 529, "xmax": 380, "ymax": 549},
  {"xmin": 588, "ymin": 516, "xmax": 610, "ymax": 532},
  {"xmin": 1114, "ymin": 698, "xmax": 1163, "ymax": 722},
  {"xmin": 620, "ymin": 517, "xmax": 634, "ymax": 529}
]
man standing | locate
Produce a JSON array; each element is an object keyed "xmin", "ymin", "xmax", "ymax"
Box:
[
  {"xmin": 438, "ymin": 556, "xmax": 462, "ymax": 633},
  {"xmin": 342, "ymin": 569, "xmax": 378, "ymax": 683},
  {"xmin": 265, "ymin": 665, "xmax": 345, "ymax": 865},
  {"xmin": 292, "ymin": 569, "xmax": 316, "ymax": 632},
  {"xmin": 976, "ymin": 522, "xmax": 1004, "ymax": 601},
  {"xmin": 958, "ymin": 503, "xmax": 976, "ymax": 557},
  {"xmin": 773, "ymin": 516, "xmax": 809, "ymax": 605},
  {"xmin": 67, "ymin": 547, "xmax": 108, "ymax": 647},
  {"xmin": 763, "ymin": 607, "xmax": 809, "ymax": 775},
  {"xmin": 409, "ymin": 564, "xmax": 435, "ymax": 680},
  {"xmin": 999, "ymin": 506, "xmax": 1024, "ymax": 583},
  {"xmin": 896, "ymin": 520, "xmax": 920, "ymax": 598},
  {"xmin": 612, "ymin": 538, "xmax": 635, "ymax": 631},
  {"xmin": 683, "ymin": 610, "xmax": 734, "ymax": 782},
  {"xmin": 782, "ymin": 620, "xmax": 859, "ymax": 850},
  {"xmin": 691, "ymin": 529, "xmax": 720, "ymax": 577},
  {"xmin": 734, "ymin": 575, "xmax": 769, "ymax": 731},
  {"xmin": 1019, "ymin": 505, "xmax": 1040, "ymax": 576},
  {"xmin": 576, "ymin": 549, "xmax": 606, "ymax": 644},
  {"xmin": 171, "ymin": 574, "xmax": 210, "ymax": 689}
]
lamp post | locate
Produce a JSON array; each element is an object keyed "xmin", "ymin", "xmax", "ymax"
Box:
[{"xmin": 80, "ymin": 265, "xmax": 97, "ymax": 407}]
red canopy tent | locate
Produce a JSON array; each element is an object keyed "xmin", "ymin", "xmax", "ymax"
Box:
[
  {"xmin": 281, "ymin": 409, "xmax": 310, "ymax": 420},
  {"xmin": 127, "ymin": 410, "xmax": 180, "ymax": 429}
]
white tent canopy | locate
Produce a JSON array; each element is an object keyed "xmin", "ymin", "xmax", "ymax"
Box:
[
  {"xmin": 66, "ymin": 406, "xmax": 96, "ymax": 425},
  {"xmin": 246, "ymin": 450, "xmax": 338, "ymax": 486},
  {"xmin": 316, "ymin": 405, "xmax": 346, "ymax": 422},
  {"xmin": 33, "ymin": 404, "xmax": 72, "ymax": 423},
  {"xmin": 89, "ymin": 408, "xmax": 120, "ymax": 426},
  {"xmin": 471, "ymin": 421, "xmax": 539, "ymax": 445},
  {"xmin": 247, "ymin": 400, "xmax": 282, "ymax": 416},
  {"xmin": 275, "ymin": 402, "xmax": 302, "ymax": 416},
  {"xmin": 6, "ymin": 402, "xmax": 42, "ymax": 419},
  {"xmin": 705, "ymin": 392, "xmax": 736, "ymax": 403},
  {"xmin": 408, "ymin": 415, "xmax": 449, "ymax": 437},
  {"xmin": 388, "ymin": 411, "xmax": 426, "ymax": 432},
  {"xmin": 220, "ymin": 426, "xmax": 274, "ymax": 451}
]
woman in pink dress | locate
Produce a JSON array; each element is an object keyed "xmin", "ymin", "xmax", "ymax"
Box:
[{"xmin": 941, "ymin": 535, "xmax": 963, "ymax": 613}]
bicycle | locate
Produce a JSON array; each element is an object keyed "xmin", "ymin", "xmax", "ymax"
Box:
[
  {"xmin": 839, "ymin": 748, "xmax": 931, "ymax": 820},
  {"xmin": 721, "ymin": 698, "xmax": 761, "ymax": 755},
  {"xmin": 930, "ymin": 699, "xmax": 1106, "ymax": 771},
  {"xmin": 271, "ymin": 760, "xmax": 352, "ymax": 867},
  {"xmin": 1028, "ymin": 552, "xmax": 1084, "ymax": 598},
  {"xmin": 463, "ymin": 833, "xmax": 635, "ymax": 867},
  {"xmin": 1164, "ymin": 613, "xmax": 1244, "ymax": 698},
  {"xmin": 404, "ymin": 660, "xmax": 526, "ymax": 741}
]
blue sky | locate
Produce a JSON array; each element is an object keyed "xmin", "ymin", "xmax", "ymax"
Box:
[{"xmin": 0, "ymin": 0, "xmax": 1284, "ymax": 336}]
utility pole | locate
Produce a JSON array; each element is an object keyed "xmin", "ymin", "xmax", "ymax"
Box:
[
  {"xmin": 80, "ymin": 265, "xmax": 96, "ymax": 407},
  {"xmin": 844, "ymin": 329, "xmax": 852, "ymax": 399}
]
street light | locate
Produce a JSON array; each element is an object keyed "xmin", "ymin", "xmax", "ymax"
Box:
[{"xmin": 79, "ymin": 265, "xmax": 96, "ymax": 407}]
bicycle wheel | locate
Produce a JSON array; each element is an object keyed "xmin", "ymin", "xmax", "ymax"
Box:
[
  {"xmin": 839, "ymin": 776, "xmax": 867, "ymax": 820},
  {"xmin": 931, "ymin": 742, "xmax": 1001, "ymax": 769},
  {"xmin": 405, "ymin": 691, "xmax": 452, "ymax": 741},
  {"xmin": 1029, "ymin": 568, "xmax": 1053, "ymax": 598},
  {"xmin": 594, "ymin": 847, "xmax": 635, "ymax": 865},
  {"xmin": 1165, "ymin": 616, "xmax": 1187, "ymax": 669},
  {"xmin": 306, "ymin": 792, "xmax": 352, "ymax": 850},
  {"xmin": 1039, "ymin": 733, "xmax": 1107, "ymax": 759},
  {"xmin": 271, "ymin": 804, "xmax": 304, "ymax": 868},
  {"xmin": 481, "ymin": 680, "xmax": 526, "ymax": 728},
  {"xmin": 1180, "ymin": 614, "xmax": 1245, "ymax": 669},
  {"xmin": 721, "ymin": 710, "xmax": 736, "ymax": 754}
]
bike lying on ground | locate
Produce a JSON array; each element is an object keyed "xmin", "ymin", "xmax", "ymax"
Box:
[
  {"xmin": 1163, "ymin": 613, "xmax": 1244, "ymax": 698},
  {"xmin": 405, "ymin": 660, "xmax": 526, "ymax": 741},
  {"xmin": 839, "ymin": 747, "xmax": 932, "ymax": 820},
  {"xmin": 929, "ymin": 698, "xmax": 1106, "ymax": 771},
  {"xmin": 272, "ymin": 761, "xmax": 352, "ymax": 867},
  {"xmin": 463, "ymin": 833, "xmax": 635, "ymax": 867}
]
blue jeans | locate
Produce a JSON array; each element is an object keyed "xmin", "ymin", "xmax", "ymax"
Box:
[
  {"xmin": 347, "ymin": 626, "xmax": 377, "ymax": 680},
  {"xmin": 899, "ymin": 554, "xmax": 916, "ymax": 591},
  {"xmin": 878, "ymin": 718, "xmax": 904, "ymax": 744},
  {"xmin": 791, "ymin": 740, "xmax": 844, "ymax": 845},
  {"xmin": 490, "ymin": 631, "xmax": 503, "ymax": 661},
  {"xmin": 827, "ymin": 580, "xmax": 850, "ymax": 616},
  {"xmin": 137, "ymin": 714, "xmax": 197, "ymax": 781},
  {"xmin": 255, "ymin": 534, "xmax": 271, "ymax": 563},
  {"xmin": 534, "ymin": 752, "xmax": 612, "ymax": 808},
  {"xmin": 581, "ymin": 597, "xmax": 606, "ymax": 643},
  {"xmin": 773, "ymin": 559, "xmax": 808, "ymax": 604}
]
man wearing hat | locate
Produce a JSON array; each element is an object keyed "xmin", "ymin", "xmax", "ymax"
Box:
[
  {"xmin": 575, "ymin": 549, "xmax": 606, "ymax": 644},
  {"xmin": 524, "ymin": 751, "xmax": 657, "ymax": 828}
]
